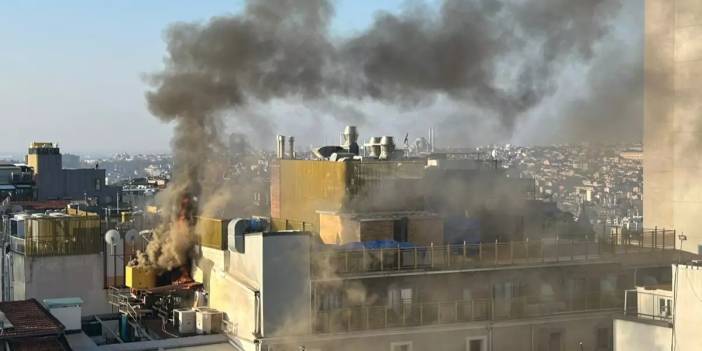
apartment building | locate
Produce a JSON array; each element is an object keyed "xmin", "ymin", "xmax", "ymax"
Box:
[
  {"xmin": 192, "ymin": 134, "xmax": 692, "ymax": 351},
  {"xmin": 615, "ymin": 263, "xmax": 702, "ymax": 351},
  {"xmin": 1, "ymin": 212, "xmax": 112, "ymax": 314}
]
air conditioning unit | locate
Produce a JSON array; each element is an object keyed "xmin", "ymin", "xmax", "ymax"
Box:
[
  {"xmin": 174, "ymin": 308, "xmax": 196, "ymax": 334},
  {"xmin": 196, "ymin": 308, "xmax": 223, "ymax": 334}
]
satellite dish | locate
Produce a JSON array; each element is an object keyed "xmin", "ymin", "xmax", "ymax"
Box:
[
  {"xmin": 104, "ymin": 229, "xmax": 120, "ymax": 246},
  {"xmin": 125, "ymin": 229, "xmax": 138, "ymax": 243}
]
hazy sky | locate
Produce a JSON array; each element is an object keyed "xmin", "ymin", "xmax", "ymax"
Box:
[
  {"xmin": 0, "ymin": 0, "xmax": 641, "ymax": 157},
  {"xmin": 0, "ymin": 0, "xmax": 411, "ymax": 156}
]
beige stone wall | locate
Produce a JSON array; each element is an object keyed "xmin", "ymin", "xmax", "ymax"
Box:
[{"xmin": 645, "ymin": 0, "xmax": 702, "ymax": 253}]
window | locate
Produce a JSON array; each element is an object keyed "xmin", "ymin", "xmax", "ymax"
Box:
[
  {"xmin": 95, "ymin": 178, "xmax": 101, "ymax": 190},
  {"xmin": 388, "ymin": 287, "xmax": 413, "ymax": 310},
  {"xmin": 400, "ymin": 288, "xmax": 413, "ymax": 305},
  {"xmin": 466, "ymin": 337, "xmax": 487, "ymax": 351},
  {"xmin": 659, "ymin": 298, "xmax": 672, "ymax": 317},
  {"xmin": 390, "ymin": 341, "xmax": 412, "ymax": 351},
  {"xmin": 393, "ymin": 217, "xmax": 408, "ymax": 242}
]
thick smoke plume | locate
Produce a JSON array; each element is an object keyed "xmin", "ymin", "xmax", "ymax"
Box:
[{"xmin": 142, "ymin": 0, "xmax": 624, "ymax": 269}]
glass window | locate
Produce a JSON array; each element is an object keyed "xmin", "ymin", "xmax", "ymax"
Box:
[{"xmin": 659, "ymin": 298, "xmax": 671, "ymax": 316}]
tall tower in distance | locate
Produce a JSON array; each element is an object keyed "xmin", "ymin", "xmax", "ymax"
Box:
[
  {"xmin": 644, "ymin": 0, "xmax": 702, "ymax": 253},
  {"xmin": 26, "ymin": 142, "xmax": 64, "ymax": 200}
]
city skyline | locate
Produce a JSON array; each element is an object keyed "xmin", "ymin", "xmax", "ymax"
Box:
[{"xmin": 1, "ymin": 1, "xmax": 643, "ymax": 155}]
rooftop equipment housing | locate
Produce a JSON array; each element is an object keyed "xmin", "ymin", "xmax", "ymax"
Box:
[
  {"xmin": 196, "ymin": 308, "xmax": 223, "ymax": 334},
  {"xmin": 379, "ymin": 136, "xmax": 395, "ymax": 160},
  {"xmin": 174, "ymin": 308, "xmax": 196, "ymax": 334},
  {"xmin": 343, "ymin": 126, "xmax": 360, "ymax": 155}
]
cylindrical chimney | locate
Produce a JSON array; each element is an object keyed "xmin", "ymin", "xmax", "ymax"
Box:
[
  {"xmin": 343, "ymin": 126, "xmax": 358, "ymax": 145},
  {"xmin": 379, "ymin": 136, "xmax": 395, "ymax": 160},
  {"xmin": 276, "ymin": 135, "xmax": 286, "ymax": 159},
  {"xmin": 343, "ymin": 126, "xmax": 359, "ymax": 155},
  {"xmin": 288, "ymin": 136, "xmax": 295, "ymax": 159}
]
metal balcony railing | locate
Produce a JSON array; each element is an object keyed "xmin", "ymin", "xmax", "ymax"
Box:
[
  {"xmin": 313, "ymin": 293, "xmax": 621, "ymax": 334},
  {"xmin": 313, "ymin": 229, "xmax": 677, "ymax": 276},
  {"xmin": 10, "ymin": 234, "xmax": 102, "ymax": 256},
  {"xmin": 623, "ymin": 289, "xmax": 673, "ymax": 323}
]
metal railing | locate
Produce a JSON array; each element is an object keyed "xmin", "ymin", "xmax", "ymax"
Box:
[
  {"xmin": 314, "ymin": 230, "xmax": 677, "ymax": 276},
  {"xmin": 10, "ymin": 234, "xmax": 102, "ymax": 256},
  {"xmin": 623, "ymin": 289, "xmax": 673, "ymax": 323},
  {"xmin": 313, "ymin": 293, "xmax": 621, "ymax": 333}
]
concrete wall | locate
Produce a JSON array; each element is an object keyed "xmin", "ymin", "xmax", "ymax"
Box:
[
  {"xmin": 262, "ymin": 232, "xmax": 311, "ymax": 338},
  {"xmin": 672, "ymin": 264, "xmax": 702, "ymax": 350},
  {"xmin": 195, "ymin": 232, "xmax": 312, "ymax": 341},
  {"xmin": 11, "ymin": 252, "xmax": 110, "ymax": 315},
  {"xmin": 644, "ymin": 0, "xmax": 702, "ymax": 253},
  {"xmin": 29, "ymin": 152, "xmax": 64, "ymax": 200},
  {"xmin": 194, "ymin": 235, "xmax": 263, "ymax": 342},
  {"xmin": 614, "ymin": 319, "xmax": 671, "ymax": 351},
  {"xmin": 264, "ymin": 313, "xmax": 614, "ymax": 351},
  {"xmin": 63, "ymin": 168, "xmax": 112, "ymax": 201}
]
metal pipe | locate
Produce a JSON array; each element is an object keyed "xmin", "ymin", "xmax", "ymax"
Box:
[
  {"xmin": 288, "ymin": 136, "xmax": 295, "ymax": 159},
  {"xmin": 276, "ymin": 135, "xmax": 286, "ymax": 159}
]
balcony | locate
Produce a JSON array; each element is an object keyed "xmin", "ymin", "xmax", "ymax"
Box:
[
  {"xmin": 313, "ymin": 229, "xmax": 678, "ymax": 277},
  {"xmin": 622, "ymin": 289, "xmax": 673, "ymax": 324},
  {"xmin": 10, "ymin": 234, "xmax": 102, "ymax": 256},
  {"xmin": 8, "ymin": 216, "xmax": 103, "ymax": 256},
  {"xmin": 314, "ymin": 293, "xmax": 620, "ymax": 333}
]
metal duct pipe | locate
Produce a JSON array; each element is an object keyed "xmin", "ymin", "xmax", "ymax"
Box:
[
  {"xmin": 288, "ymin": 136, "xmax": 295, "ymax": 159},
  {"xmin": 228, "ymin": 217, "xmax": 268, "ymax": 253},
  {"xmin": 379, "ymin": 136, "xmax": 395, "ymax": 160},
  {"xmin": 368, "ymin": 137, "xmax": 382, "ymax": 158},
  {"xmin": 276, "ymin": 135, "xmax": 286, "ymax": 159},
  {"xmin": 343, "ymin": 126, "xmax": 359, "ymax": 155}
]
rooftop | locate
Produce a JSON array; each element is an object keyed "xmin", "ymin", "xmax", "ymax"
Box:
[{"xmin": 0, "ymin": 299, "xmax": 65, "ymax": 339}]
